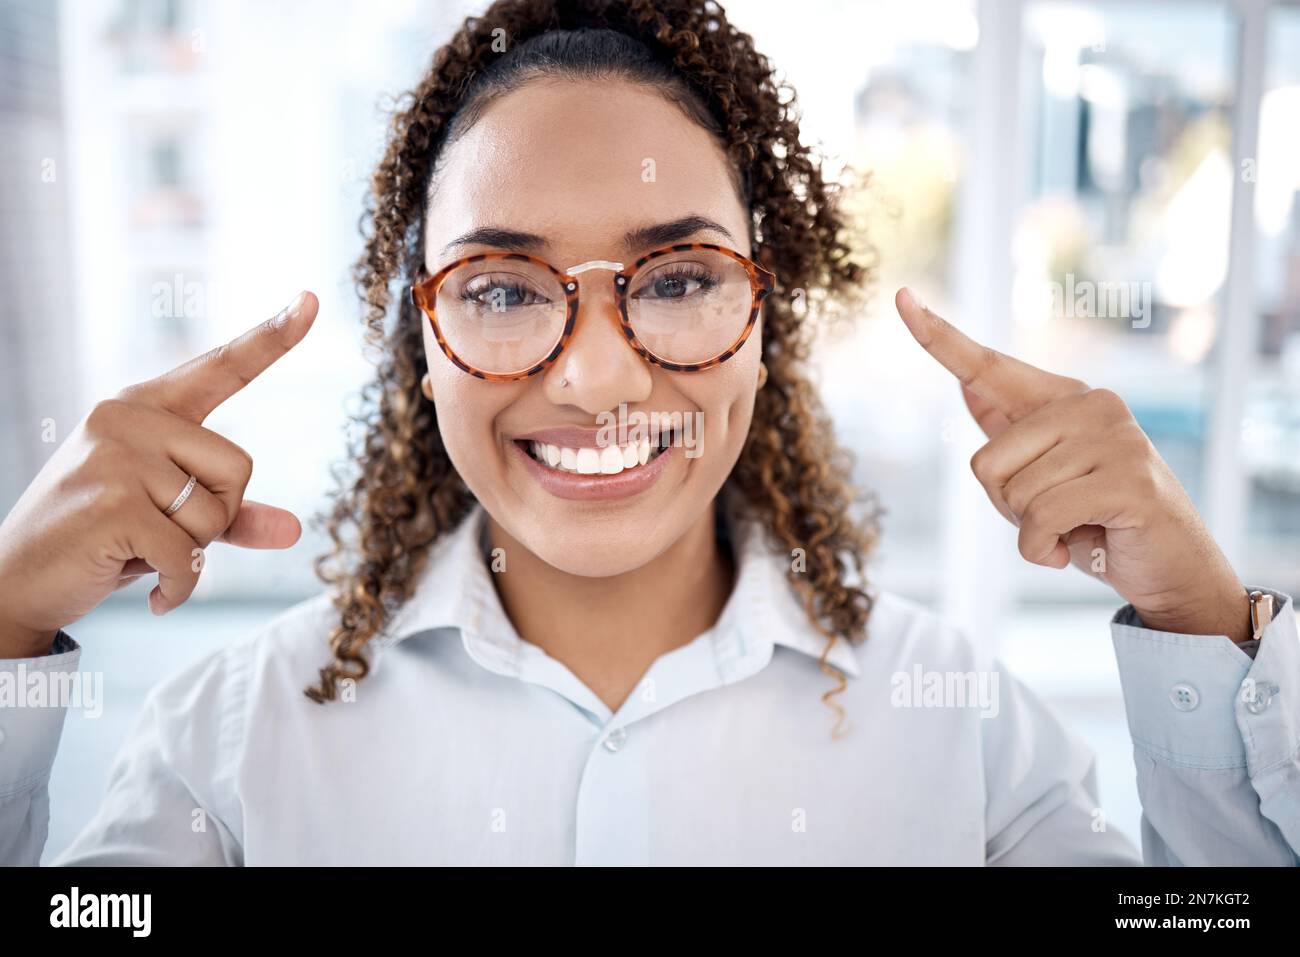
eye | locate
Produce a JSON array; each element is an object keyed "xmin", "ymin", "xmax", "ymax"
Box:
[
  {"xmin": 459, "ymin": 273, "xmax": 553, "ymax": 310},
  {"xmin": 632, "ymin": 263, "xmax": 719, "ymax": 302}
]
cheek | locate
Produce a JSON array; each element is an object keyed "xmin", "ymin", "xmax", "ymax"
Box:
[
  {"xmin": 681, "ymin": 364, "xmax": 758, "ymax": 468},
  {"xmin": 421, "ymin": 333, "xmax": 507, "ymax": 472},
  {"xmin": 710, "ymin": 330, "xmax": 762, "ymax": 450}
]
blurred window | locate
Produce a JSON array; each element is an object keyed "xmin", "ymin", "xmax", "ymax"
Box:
[
  {"xmin": 1016, "ymin": 1, "xmax": 1235, "ymax": 539},
  {"xmin": 1246, "ymin": 5, "xmax": 1300, "ymax": 594}
]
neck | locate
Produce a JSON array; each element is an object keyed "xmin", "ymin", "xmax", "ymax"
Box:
[{"xmin": 486, "ymin": 500, "xmax": 735, "ymax": 714}]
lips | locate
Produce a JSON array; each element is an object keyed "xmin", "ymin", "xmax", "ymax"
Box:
[{"xmin": 509, "ymin": 428, "xmax": 678, "ymax": 501}]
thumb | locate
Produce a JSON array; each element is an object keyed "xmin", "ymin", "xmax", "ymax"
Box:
[
  {"xmin": 217, "ymin": 501, "xmax": 302, "ymax": 549},
  {"xmin": 962, "ymin": 384, "xmax": 1011, "ymax": 439}
]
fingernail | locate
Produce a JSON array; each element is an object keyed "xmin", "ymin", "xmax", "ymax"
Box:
[{"xmin": 275, "ymin": 291, "xmax": 307, "ymax": 326}]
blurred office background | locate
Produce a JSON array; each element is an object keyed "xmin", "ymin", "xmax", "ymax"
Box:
[{"xmin": 1, "ymin": 0, "xmax": 1297, "ymax": 861}]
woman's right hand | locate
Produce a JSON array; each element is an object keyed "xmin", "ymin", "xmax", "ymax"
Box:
[{"xmin": 0, "ymin": 292, "xmax": 319, "ymax": 658}]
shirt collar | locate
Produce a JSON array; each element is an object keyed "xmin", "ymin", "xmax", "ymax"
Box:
[{"xmin": 374, "ymin": 498, "xmax": 861, "ymax": 681}]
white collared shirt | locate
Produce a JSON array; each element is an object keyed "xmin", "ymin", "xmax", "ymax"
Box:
[{"xmin": 2, "ymin": 502, "xmax": 1297, "ymax": 865}]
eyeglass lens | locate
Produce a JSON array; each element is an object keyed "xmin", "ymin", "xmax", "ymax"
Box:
[{"xmin": 433, "ymin": 248, "xmax": 753, "ymax": 375}]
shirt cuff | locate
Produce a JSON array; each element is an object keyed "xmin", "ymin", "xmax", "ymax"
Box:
[
  {"xmin": 0, "ymin": 630, "xmax": 83, "ymax": 797},
  {"xmin": 1110, "ymin": 589, "xmax": 1298, "ymax": 774}
]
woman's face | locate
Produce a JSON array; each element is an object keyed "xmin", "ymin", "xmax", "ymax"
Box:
[{"xmin": 421, "ymin": 78, "xmax": 761, "ymax": 577}]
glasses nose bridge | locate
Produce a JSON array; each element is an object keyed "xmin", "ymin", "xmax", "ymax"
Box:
[
  {"xmin": 561, "ymin": 258, "xmax": 629, "ymax": 324},
  {"xmin": 564, "ymin": 258, "xmax": 625, "ymax": 279},
  {"xmin": 561, "ymin": 258, "xmax": 628, "ymax": 299}
]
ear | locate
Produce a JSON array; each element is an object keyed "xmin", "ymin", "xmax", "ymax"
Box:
[{"xmin": 756, "ymin": 246, "xmax": 775, "ymax": 272}]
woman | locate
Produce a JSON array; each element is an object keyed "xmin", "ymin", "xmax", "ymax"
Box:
[{"xmin": 0, "ymin": 0, "xmax": 1295, "ymax": 866}]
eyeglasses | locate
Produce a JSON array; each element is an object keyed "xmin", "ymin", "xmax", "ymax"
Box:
[{"xmin": 409, "ymin": 242, "xmax": 776, "ymax": 381}]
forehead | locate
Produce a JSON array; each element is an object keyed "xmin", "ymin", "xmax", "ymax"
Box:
[{"xmin": 424, "ymin": 78, "xmax": 748, "ymax": 261}]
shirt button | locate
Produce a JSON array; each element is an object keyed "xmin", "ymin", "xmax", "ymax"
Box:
[
  {"xmin": 603, "ymin": 727, "xmax": 627, "ymax": 752},
  {"xmin": 1170, "ymin": 683, "xmax": 1200, "ymax": 711},
  {"xmin": 1246, "ymin": 683, "xmax": 1275, "ymax": 715}
]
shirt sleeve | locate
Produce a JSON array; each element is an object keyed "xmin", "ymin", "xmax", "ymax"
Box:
[
  {"xmin": 0, "ymin": 632, "xmax": 80, "ymax": 866},
  {"xmin": 1110, "ymin": 588, "xmax": 1299, "ymax": 866},
  {"xmin": 51, "ymin": 640, "xmax": 247, "ymax": 866},
  {"xmin": 1, "ymin": 629, "xmax": 247, "ymax": 866}
]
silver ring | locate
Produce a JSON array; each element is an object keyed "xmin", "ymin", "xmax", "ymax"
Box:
[{"xmin": 164, "ymin": 474, "xmax": 198, "ymax": 516}]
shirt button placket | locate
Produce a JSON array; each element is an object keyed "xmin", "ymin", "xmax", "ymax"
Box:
[{"xmin": 574, "ymin": 723, "xmax": 649, "ymax": 865}]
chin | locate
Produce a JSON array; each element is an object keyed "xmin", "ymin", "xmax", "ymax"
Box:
[{"xmin": 511, "ymin": 509, "xmax": 679, "ymax": 578}]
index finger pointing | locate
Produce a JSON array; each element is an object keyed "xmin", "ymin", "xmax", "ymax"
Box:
[
  {"xmin": 144, "ymin": 291, "xmax": 318, "ymax": 422},
  {"xmin": 895, "ymin": 287, "xmax": 1080, "ymax": 421}
]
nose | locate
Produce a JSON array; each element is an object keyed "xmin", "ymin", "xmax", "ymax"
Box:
[{"xmin": 545, "ymin": 271, "xmax": 652, "ymax": 412}]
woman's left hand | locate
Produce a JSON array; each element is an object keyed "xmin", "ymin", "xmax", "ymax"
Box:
[{"xmin": 895, "ymin": 288, "xmax": 1252, "ymax": 644}]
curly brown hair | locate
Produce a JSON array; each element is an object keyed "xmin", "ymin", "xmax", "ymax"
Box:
[{"xmin": 308, "ymin": 0, "xmax": 881, "ymax": 737}]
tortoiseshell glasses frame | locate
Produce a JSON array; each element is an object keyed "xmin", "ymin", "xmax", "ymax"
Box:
[{"xmin": 408, "ymin": 242, "xmax": 776, "ymax": 382}]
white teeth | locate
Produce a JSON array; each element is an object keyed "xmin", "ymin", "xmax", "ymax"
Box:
[
  {"xmin": 600, "ymin": 446, "xmax": 625, "ymax": 474},
  {"xmin": 523, "ymin": 437, "xmax": 664, "ymax": 476}
]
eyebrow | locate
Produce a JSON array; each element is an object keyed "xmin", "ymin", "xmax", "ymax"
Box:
[{"xmin": 438, "ymin": 214, "xmax": 736, "ymax": 258}]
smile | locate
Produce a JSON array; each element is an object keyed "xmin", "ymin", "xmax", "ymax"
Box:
[
  {"xmin": 517, "ymin": 433, "xmax": 671, "ymax": 476},
  {"xmin": 509, "ymin": 427, "xmax": 680, "ymax": 502}
]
